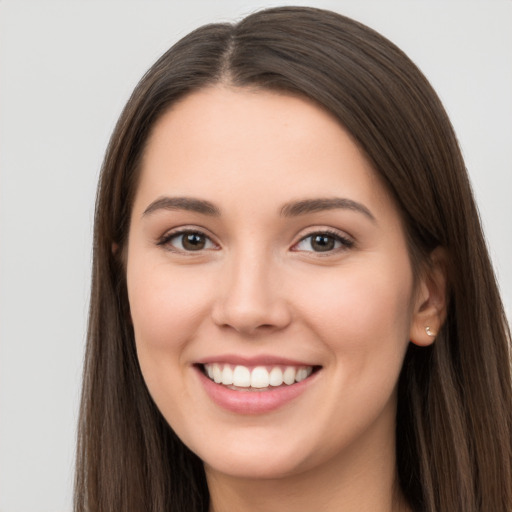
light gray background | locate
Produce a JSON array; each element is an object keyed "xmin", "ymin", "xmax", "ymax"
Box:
[{"xmin": 1, "ymin": 1, "xmax": 511, "ymax": 511}]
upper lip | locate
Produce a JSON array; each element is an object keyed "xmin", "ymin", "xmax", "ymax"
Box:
[{"xmin": 196, "ymin": 354, "xmax": 319, "ymax": 367}]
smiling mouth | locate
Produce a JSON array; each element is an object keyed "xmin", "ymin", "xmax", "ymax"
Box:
[{"xmin": 200, "ymin": 363, "xmax": 320, "ymax": 391}]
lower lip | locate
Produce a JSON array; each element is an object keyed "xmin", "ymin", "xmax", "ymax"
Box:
[{"xmin": 196, "ymin": 367, "xmax": 318, "ymax": 415}]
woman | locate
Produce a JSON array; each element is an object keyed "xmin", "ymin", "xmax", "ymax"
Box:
[{"xmin": 75, "ymin": 6, "xmax": 512, "ymax": 512}]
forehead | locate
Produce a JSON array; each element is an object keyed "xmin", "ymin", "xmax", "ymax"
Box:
[{"xmin": 134, "ymin": 86, "xmax": 394, "ymax": 220}]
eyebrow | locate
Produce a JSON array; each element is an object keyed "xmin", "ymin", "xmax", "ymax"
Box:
[
  {"xmin": 142, "ymin": 196, "xmax": 221, "ymax": 217},
  {"xmin": 280, "ymin": 197, "xmax": 376, "ymax": 222},
  {"xmin": 142, "ymin": 195, "xmax": 375, "ymax": 223}
]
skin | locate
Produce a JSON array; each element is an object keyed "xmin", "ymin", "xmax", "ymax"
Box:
[{"xmin": 126, "ymin": 86, "xmax": 445, "ymax": 512}]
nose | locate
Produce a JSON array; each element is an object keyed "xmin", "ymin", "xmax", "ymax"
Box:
[{"xmin": 211, "ymin": 250, "xmax": 292, "ymax": 336}]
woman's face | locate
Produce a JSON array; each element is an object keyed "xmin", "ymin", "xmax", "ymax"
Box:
[{"xmin": 126, "ymin": 87, "xmax": 428, "ymax": 481}]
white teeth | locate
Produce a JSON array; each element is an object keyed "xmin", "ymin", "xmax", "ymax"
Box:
[
  {"xmin": 269, "ymin": 367, "xmax": 284, "ymax": 387},
  {"xmin": 232, "ymin": 365, "xmax": 251, "ymax": 387},
  {"xmin": 203, "ymin": 363, "xmax": 314, "ymax": 388},
  {"xmin": 251, "ymin": 366, "xmax": 270, "ymax": 388},
  {"xmin": 296, "ymin": 368, "xmax": 309, "ymax": 382},
  {"xmin": 283, "ymin": 366, "xmax": 296, "ymax": 385},
  {"xmin": 221, "ymin": 365, "xmax": 233, "ymax": 385},
  {"xmin": 212, "ymin": 363, "xmax": 222, "ymax": 384}
]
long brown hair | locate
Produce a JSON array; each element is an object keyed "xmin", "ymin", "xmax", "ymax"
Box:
[{"xmin": 75, "ymin": 7, "xmax": 512, "ymax": 511}]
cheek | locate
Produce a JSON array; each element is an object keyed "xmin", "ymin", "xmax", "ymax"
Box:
[
  {"xmin": 293, "ymin": 255, "xmax": 414, "ymax": 365},
  {"xmin": 127, "ymin": 260, "xmax": 211, "ymax": 352},
  {"xmin": 126, "ymin": 255, "xmax": 215, "ymax": 425},
  {"xmin": 125, "ymin": 256, "xmax": 217, "ymax": 417},
  {"xmin": 291, "ymin": 256, "xmax": 414, "ymax": 436}
]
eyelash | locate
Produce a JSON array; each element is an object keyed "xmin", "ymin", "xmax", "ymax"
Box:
[{"xmin": 157, "ymin": 228, "xmax": 354, "ymax": 254}]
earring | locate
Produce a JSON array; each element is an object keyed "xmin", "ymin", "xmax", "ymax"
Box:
[{"xmin": 425, "ymin": 326, "xmax": 436, "ymax": 337}]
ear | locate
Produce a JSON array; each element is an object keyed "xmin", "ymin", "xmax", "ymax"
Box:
[
  {"xmin": 409, "ymin": 247, "xmax": 448, "ymax": 347},
  {"xmin": 112, "ymin": 242, "xmax": 119, "ymax": 255}
]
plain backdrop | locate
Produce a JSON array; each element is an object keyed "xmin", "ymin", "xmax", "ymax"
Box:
[{"xmin": 1, "ymin": 1, "xmax": 511, "ymax": 510}]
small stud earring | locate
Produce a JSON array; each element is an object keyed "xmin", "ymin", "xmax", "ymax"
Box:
[{"xmin": 425, "ymin": 326, "xmax": 436, "ymax": 337}]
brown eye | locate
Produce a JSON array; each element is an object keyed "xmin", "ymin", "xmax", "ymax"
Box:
[
  {"xmin": 182, "ymin": 232, "xmax": 207, "ymax": 250},
  {"xmin": 293, "ymin": 231, "xmax": 354, "ymax": 253},
  {"xmin": 311, "ymin": 234, "xmax": 336, "ymax": 252},
  {"xmin": 160, "ymin": 230, "xmax": 216, "ymax": 252}
]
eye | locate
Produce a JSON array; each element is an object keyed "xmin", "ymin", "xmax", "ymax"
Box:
[
  {"xmin": 293, "ymin": 231, "xmax": 353, "ymax": 253},
  {"xmin": 159, "ymin": 230, "xmax": 217, "ymax": 252}
]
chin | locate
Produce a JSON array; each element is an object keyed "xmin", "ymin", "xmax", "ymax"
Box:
[
  {"xmin": 202, "ymin": 450, "xmax": 310, "ymax": 481},
  {"xmin": 183, "ymin": 423, "xmax": 328, "ymax": 482}
]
